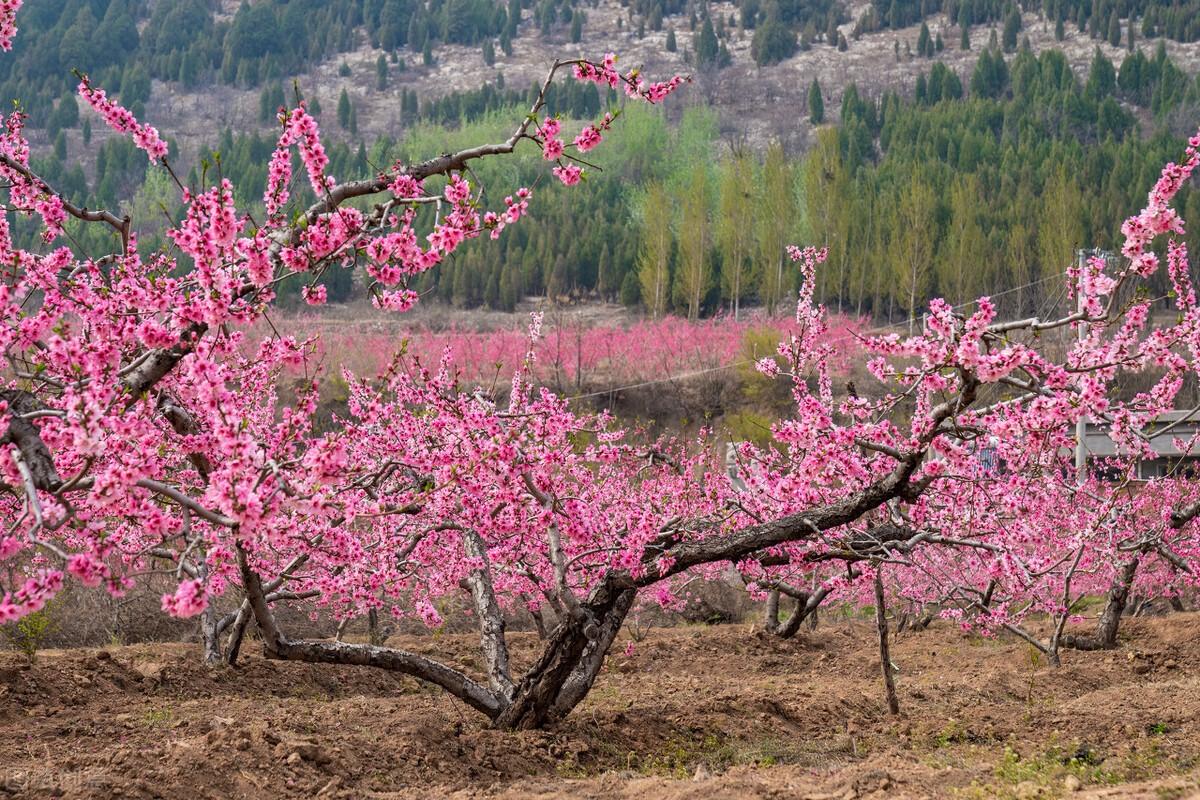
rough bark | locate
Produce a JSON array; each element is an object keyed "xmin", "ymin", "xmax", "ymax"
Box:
[
  {"xmin": 1, "ymin": 390, "xmax": 62, "ymax": 491},
  {"xmin": 875, "ymin": 569, "xmax": 900, "ymax": 715},
  {"xmin": 492, "ymin": 578, "xmax": 634, "ymax": 730},
  {"xmin": 763, "ymin": 589, "xmax": 782, "ymax": 634},
  {"xmin": 464, "ymin": 530, "xmax": 515, "ymax": 698},
  {"xmin": 775, "ymin": 586, "xmax": 831, "ymax": 639},
  {"xmin": 222, "ymin": 600, "xmax": 252, "ymax": 666},
  {"xmin": 1062, "ymin": 557, "xmax": 1139, "ymax": 651},
  {"xmin": 200, "ymin": 601, "xmax": 221, "ymax": 664}
]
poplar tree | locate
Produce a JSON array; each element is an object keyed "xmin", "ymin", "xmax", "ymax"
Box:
[
  {"xmin": 717, "ymin": 154, "xmax": 756, "ymax": 319},
  {"xmin": 637, "ymin": 182, "xmax": 672, "ymax": 318}
]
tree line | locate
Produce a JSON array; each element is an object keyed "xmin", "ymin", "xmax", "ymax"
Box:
[{"xmin": 12, "ymin": 42, "xmax": 1200, "ymax": 322}]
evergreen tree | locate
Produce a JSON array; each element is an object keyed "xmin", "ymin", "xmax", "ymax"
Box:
[
  {"xmin": 1108, "ymin": 11, "xmax": 1121, "ymax": 46},
  {"xmin": 483, "ymin": 39, "xmax": 496, "ymax": 65},
  {"xmin": 376, "ymin": 54, "xmax": 389, "ymax": 90},
  {"xmin": 666, "ymin": 29, "xmax": 677, "ymax": 51},
  {"xmin": 1002, "ymin": 6, "xmax": 1021, "ymax": 51},
  {"xmin": 808, "ymin": 77, "xmax": 825, "ymax": 123},
  {"xmin": 751, "ymin": 18, "xmax": 797, "ymax": 65},
  {"xmin": 917, "ymin": 22, "xmax": 931, "ymax": 56},
  {"xmin": 1085, "ymin": 47, "xmax": 1116, "ymax": 100},
  {"xmin": 570, "ymin": 14, "xmax": 582, "ymax": 43},
  {"xmin": 337, "ymin": 88, "xmax": 352, "ymax": 128},
  {"xmin": 696, "ymin": 17, "xmax": 720, "ymax": 66}
]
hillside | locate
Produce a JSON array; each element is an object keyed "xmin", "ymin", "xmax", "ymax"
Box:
[
  {"xmin": 10, "ymin": 0, "xmax": 1200, "ymax": 322},
  {"xmin": 15, "ymin": 0, "xmax": 1200, "ymax": 164}
]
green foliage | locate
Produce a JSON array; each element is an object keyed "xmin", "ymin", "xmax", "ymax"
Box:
[
  {"xmin": 809, "ymin": 78, "xmax": 825, "ymax": 123},
  {"xmin": 751, "ymin": 17, "xmax": 797, "ymax": 65},
  {"xmin": 696, "ymin": 16, "xmax": 720, "ymax": 66},
  {"xmin": 2, "ymin": 604, "xmax": 57, "ymax": 664}
]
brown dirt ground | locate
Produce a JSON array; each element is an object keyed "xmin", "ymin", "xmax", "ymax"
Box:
[{"xmin": 3, "ymin": 614, "xmax": 1200, "ymax": 799}]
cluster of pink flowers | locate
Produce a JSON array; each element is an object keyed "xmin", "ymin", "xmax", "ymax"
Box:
[
  {"xmin": 264, "ymin": 103, "xmax": 331, "ymax": 217},
  {"xmin": 0, "ymin": 0, "xmax": 20, "ymax": 52},
  {"xmin": 0, "ymin": 571, "xmax": 62, "ymax": 622},
  {"xmin": 77, "ymin": 77, "xmax": 168, "ymax": 163},
  {"xmin": 573, "ymin": 53, "xmax": 688, "ymax": 105},
  {"xmin": 552, "ymin": 164, "xmax": 582, "ymax": 185},
  {"xmin": 482, "ymin": 187, "xmax": 532, "ymax": 239},
  {"xmin": 3, "ymin": 21, "xmax": 1200, "ymax": 712},
  {"xmin": 161, "ymin": 579, "xmax": 208, "ymax": 618}
]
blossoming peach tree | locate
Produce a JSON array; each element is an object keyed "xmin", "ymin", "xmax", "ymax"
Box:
[{"xmin": 2, "ymin": 0, "xmax": 1199, "ymax": 728}]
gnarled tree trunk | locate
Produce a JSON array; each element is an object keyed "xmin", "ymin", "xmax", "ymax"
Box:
[{"xmin": 1062, "ymin": 557, "xmax": 1138, "ymax": 651}]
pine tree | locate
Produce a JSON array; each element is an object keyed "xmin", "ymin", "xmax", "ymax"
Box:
[
  {"xmin": 917, "ymin": 22, "xmax": 931, "ymax": 56},
  {"xmin": 1108, "ymin": 11, "xmax": 1121, "ymax": 46},
  {"xmin": 376, "ymin": 54, "xmax": 388, "ymax": 90},
  {"xmin": 666, "ymin": 28, "xmax": 677, "ymax": 52},
  {"xmin": 696, "ymin": 17, "xmax": 719, "ymax": 65},
  {"xmin": 808, "ymin": 78, "xmax": 825, "ymax": 123},
  {"xmin": 1002, "ymin": 6, "xmax": 1021, "ymax": 51},
  {"xmin": 961, "ymin": 23, "xmax": 970, "ymax": 49},
  {"xmin": 337, "ymin": 88, "xmax": 352, "ymax": 129},
  {"xmin": 483, "ymin": 39, "xmax": 495, "ymax": 65},
  {"xmin": 570, "ymin": 14, "xmax": 582, "ymax": 43},
  {"xmin": 1055, "ymin": 16, "xmax": 1065, "ymax": 40}
]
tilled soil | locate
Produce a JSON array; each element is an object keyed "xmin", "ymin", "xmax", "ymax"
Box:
[{"xmin": 2, "ymin": 615, "xmax": 1200, "ymax": 799}]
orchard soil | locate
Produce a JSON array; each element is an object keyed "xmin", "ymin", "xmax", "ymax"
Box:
[{"xmin": 3, "ymin": 616, "xmax": 1200, "ymax": 799}]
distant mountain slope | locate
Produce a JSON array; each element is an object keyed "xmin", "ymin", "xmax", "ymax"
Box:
[{"xmin": 9, "ymin": 0, "xmax": 1200, "ymax": 165}]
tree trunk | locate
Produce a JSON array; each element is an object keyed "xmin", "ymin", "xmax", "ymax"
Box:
[
  {"xmin": 223, "ymin": 600, "xmax": 252, "ymax": 666},
  {"xmin": 492, "ymin": 581, "xmax": 635, "ymax": 730},
  {"xmin": 763, "ymin": 589, "xmax": 782, "ymax": 634},
  {"xmin": 1062, "ymin": 557, "xmax": 1138, "ymax": 651},
  {"xmin": 774, "ymin": 586, "xmax": 830, "ymax": 639},
  {"xmin": 201, "ymin": 600, "xmax": 221, "ymax": 665},
  {"xmin": 875, "ymin": 569, "xmax": 900, "ymax": 715}
]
